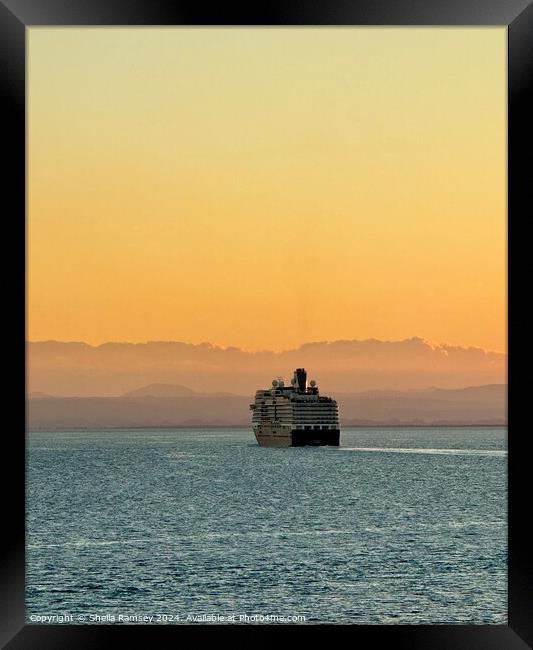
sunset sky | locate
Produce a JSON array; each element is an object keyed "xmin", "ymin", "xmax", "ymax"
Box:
[{"xmin": 28, "ymin": 28, "xmax": 506, "ymax": 353}]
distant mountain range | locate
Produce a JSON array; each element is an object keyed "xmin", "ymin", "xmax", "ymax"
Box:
[
  {"xmin": 120, "ymin": 383, "xmax": 234, "ymax": 398},
  {"xmin": 28, "ymin": 337, "xmax": 506, "ymax": 397},
  {"xmin": 123, "ymin": 383, "xmax": 196, "ymax": 397},
  {"xmin": 27, "ymin": 383, "xmax": 506, "ymax": 429}
]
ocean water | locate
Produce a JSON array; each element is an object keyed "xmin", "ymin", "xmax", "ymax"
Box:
[{"xmin": 26, "ymin": 427, "xmax": 507, "ymax": 625}]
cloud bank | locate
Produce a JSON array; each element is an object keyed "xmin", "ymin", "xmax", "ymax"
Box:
[{"xmin": 28, "ymin": 337, "xmax": 506, "ymax": 397}]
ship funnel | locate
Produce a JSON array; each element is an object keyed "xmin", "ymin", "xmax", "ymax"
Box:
[{"xmin": 294, "ymin": 368, "xmax": 307, "ymax": 392}]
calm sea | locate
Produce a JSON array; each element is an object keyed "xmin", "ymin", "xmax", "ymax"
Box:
[{"xmin": 26, "ymin": 427, "xmax": 507, "ymax": 624}]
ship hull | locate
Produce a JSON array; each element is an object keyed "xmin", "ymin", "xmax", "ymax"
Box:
[{"xmin": 254, "ymin": 426, "xmax": 340, "ymax": 448}]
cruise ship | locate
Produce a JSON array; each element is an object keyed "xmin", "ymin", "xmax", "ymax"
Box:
[{"xmin": 250, "ymin": 368, "xmax": 340, "ymax": 447}]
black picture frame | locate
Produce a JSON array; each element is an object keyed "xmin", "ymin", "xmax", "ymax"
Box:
[{"xmin": 2, "ymin": 0, "xmax": 531, "ymax": 647}]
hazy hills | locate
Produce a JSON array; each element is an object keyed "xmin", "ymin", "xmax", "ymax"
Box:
[
  {"xmin": 123, "ymin": 383, "xmax": 197, "ymax": 397},
  {"xmin": 27, "ymin": 338, "xmax": 506, "ymax": 428},
  {"xmin": 28, "ymin": 338, "xmax": 506, "ymax": 397},
  {"xmin": 121, "ymin": 383, "xmax": 236, "ymax": 398},
  {"xmin": 27, "ymin": 383, "xmax": 506, "ymax": 429}
]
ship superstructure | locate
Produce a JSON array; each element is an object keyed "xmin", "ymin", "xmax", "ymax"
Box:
[{"xmin": 250, "ymin": 368, "xmax": 340, "ymax": 447}]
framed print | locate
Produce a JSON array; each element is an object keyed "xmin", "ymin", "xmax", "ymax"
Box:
[{"xmin": 1, "ymin": 0, "xmax": 532, "ymax": 647}]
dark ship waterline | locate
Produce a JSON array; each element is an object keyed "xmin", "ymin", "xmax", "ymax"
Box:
[{"xmin": 250, "ymin": 368, "xmax": 340, "ymax": 447}]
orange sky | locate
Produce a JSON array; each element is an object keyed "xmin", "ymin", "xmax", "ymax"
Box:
[{"xmin": 27, "ymin": 28, "xmax": 507, "ymax": 352}]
